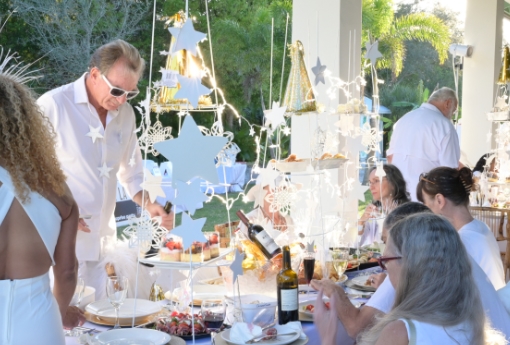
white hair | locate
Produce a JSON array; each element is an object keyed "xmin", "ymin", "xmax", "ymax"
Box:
[{"xmin": 428, "ymin": 87, "xmax": 458, "ymax": 103}]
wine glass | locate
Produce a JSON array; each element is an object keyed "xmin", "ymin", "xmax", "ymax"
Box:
[
  {"xmin": 106, "ymin": 276, "xmax": 129, "ymax": 329},
  {"xmin": 72, "ymin": 278, "xmax": 85, "ymax": 307},
  {"xmin": 201, "ymin": 299, "xmax": 225, "ymax": 333},
  {"xmin": 330, "ymin": 248, "xmax": 349, "ymax": 278},
  {"xmin": 303, "ymin": 252, "xmax": 315, "ymax": 291}
]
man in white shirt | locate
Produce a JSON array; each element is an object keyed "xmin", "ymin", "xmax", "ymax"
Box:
[
  {"xmin": 387, "ymin": 87, "xmax": 460, "ymax": 201},
  {"xmin": 37, "ymin": 40, "xmax": 173, "ymax": 291}
]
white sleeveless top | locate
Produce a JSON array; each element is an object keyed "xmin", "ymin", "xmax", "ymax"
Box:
[
  {"xmin": 0, "ymin": 166, "xmax": 61, "ymax": 265},
  {"xmin": 400, "ymin": 318, "xmax": 472, "ymax": 344}
]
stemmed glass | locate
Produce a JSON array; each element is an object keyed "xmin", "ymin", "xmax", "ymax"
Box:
[
  {"xmin": 106, "ymin": 276, "xmax": 129, "ymax": 329},
  {"xmin": 201, "ymin": 299, "xmax": 226, "ymax": 333},
  {"xmin": 330, "ymin": 248, "xmax": 349, "ymax": 278},
  {"xmin": 72, "ymin": 278, "xmax": 85, "ymax": 307}
]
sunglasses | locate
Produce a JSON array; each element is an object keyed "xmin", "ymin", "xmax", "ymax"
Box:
[
  {"xmin": 101, "ymin": 74, "xmax": 139, "ymax": 100},
  {"xmin": 377, "ymin": 256, "xmax": 402, "ymax": 270}
]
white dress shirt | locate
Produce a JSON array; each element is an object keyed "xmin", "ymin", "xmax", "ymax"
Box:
[
  {"xmin": 387, "ymin": 103, "xmax": 460, "ymax": 201},
  {"xmin": 37, "ymin": 73, "xmax": 144, "ymax": 261}
]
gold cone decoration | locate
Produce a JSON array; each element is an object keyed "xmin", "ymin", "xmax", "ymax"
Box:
[
  {"xmin": 149, "ymin": 282, "xmax": 165, "ymax": 302},
  {"xmin": 282, "ymin": 41, "xmax": 317, "ymax": 113},
  {"xmin": 151, "ymin": 14, "xmax": 213, "ymax": 112},
  {"xmin": 498, "ymin": 46, "xmax": 510, "ymax": 85}
]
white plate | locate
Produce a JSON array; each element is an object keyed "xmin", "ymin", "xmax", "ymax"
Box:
[
  {"xmin": 273, "ymin": 160, "xmax": 311, "ymax": 173},
  {"xmin": 349, "ymin": 276, "xmax": 376, "ymax": 292},
  {"xmin": 313, "ymin": 158, "xmax": 348, "ymax": 170},
  {"xmin": 221, "ymin": 328, "xmax": 300, "ymax": 345},
  {"xmin": 86, "ymin": 299, "xmax": 161, "ymax": 319},
  {"xmin": 171, "ymin": 284, "xmax": 227, "ymax": 306},
  {"xmin": 95, "ymin": 329, "xmax": 170, "ymax": 345}
]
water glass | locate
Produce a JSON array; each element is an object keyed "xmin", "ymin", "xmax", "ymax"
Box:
[{"xmin": 106, "ymin": 276, "xmax": 129, "ymax": 329}]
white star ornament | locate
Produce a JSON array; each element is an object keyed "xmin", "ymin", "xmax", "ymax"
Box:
[
  {"xmin": 264, "ymin": 102, "xmax": 287, "ymax": 130},
  {"xmin": 349, "ymin": 180, "xmax": 370, "ymax": 202},
  {"xmin": 98, "ymin": 162, "xmax": 113, "ymax": 179},
  {"xmin": 306, "ymin": 240, "xmax": 315, "ymax": 253},
  {"xmin": 174, "ymin": 74, "xmax": 212, "ymax": 108},
  {"xmin": 170, "ymin": 212, "xmax": 207, "ymax": 250},
  {"xmin": 140, "ymin": 169, "xmax": 166, "ymax": 203},
  {"xmin": 495, "ymin": 96, "xmax": 508, "ymax": 109},
  {"xmin": 168, "ymin": 18, "xmax": 207, "ymax": 57},
  {"xmin": 311, "ymin": 57, "xmax": 327, "ymax": 85},
  {"xmin": 174, "ymin": 179, "xmax": 207, "ymax": 215},
  {"xmin": 365, "ymin": 41, "xmax": 383, "ymax": 66},
  {"xmin": 86, "ymin": 125, "xmax": 104, "ymax": 143},
  {"xmin": 154, "ymin": 115, "xmax": 228, "ymax": 184},
  {"xmin": 256, "ymin": 168, "xmax": 280, "ymax": 189},
  {"xmin": 229, "ymin": 248, "xmax": 245, "ymax": 283}
]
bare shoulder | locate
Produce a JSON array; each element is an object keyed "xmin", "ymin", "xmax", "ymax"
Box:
[
  {"xmin": 44, "ymin": 183, "xmax": 77, "ymax": 220},
  {"xmin": 375, "ymin": 320, "xmax": 408, "ymax": 345}
]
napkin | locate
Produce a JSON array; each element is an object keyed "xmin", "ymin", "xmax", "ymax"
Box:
[
  {"xmin": 230, "ymin": 322, "xmax": 263, "ymax": 343},
  {"xmin": 275, "ymin": 321, "xmax": 306, "ymax": 339}
]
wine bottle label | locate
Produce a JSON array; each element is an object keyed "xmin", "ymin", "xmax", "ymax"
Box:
[
  {"xmin": 280, "ymin": 288, "xmax": 298, "ymax": 311},
  {"xmin": 254, "ymin": 230, "xmax": 280, "ymax": 254}
]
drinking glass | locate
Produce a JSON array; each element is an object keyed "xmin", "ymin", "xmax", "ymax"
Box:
[
  {"xmin": 303, "ymin": 252, "xmax": 315, "ymax": 287},
  {"xmin": 201, "ymin": 299, "xmax": 225, "ymax": 333},
  {"xmin": 72, "ymin": 278, "xmax": 85, "ymax": 307},
  {"xmin": 330, "ymin": 248, "xmax": 349, "ymax": 277},
  {"xmin": 106, "ymin": 276, "xmax": 129, "ymax": 329}
]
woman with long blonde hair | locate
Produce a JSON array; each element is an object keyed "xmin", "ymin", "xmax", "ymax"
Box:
[{"xmin": 0, "ymin": 74, "xmax": 79, "ymax": 344}]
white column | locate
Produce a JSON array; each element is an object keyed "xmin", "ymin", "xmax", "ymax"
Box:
[
  {"xmin": 461, "ymin": 0, "xmax": 504, "ymax": 166},
  {"xmin": 290, "ymin": 0, "xmax": 362, "ymax": 247}
]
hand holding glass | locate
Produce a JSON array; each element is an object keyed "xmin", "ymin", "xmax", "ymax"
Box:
[{"xmin": 106, "ymin": 276, "xmax": 129, "ymax": 329}]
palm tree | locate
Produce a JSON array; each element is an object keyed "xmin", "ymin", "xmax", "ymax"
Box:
[{"xmin": 362, "ymin": 0, "xmax": 451, "ymax": 80}]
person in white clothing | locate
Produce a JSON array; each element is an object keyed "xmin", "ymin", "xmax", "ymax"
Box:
[
  {"xmin": 37, "ymin": 40, "xmax": 174, "ymax": 294},
  {"xmin": 417, "ymin": 166, "xmax": 505, "ymax": 289},
  {"xmin": 312, "ymin": 202, "xmax": 510, "ymax": 343},
  {"xmin": 316, "ymin": 213, "xmax": 506, "ymax": 345},
  {"xmin": 387, "ymin": 87, "xmax": 460, "ymax": 201}
]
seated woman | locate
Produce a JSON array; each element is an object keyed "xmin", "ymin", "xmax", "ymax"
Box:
[
  {"xmin": 0, "ymin": 75, "xmax": 79, "ymax": 344},
  {"xmin": 316, "ymin": 213, "xmax": 507, "ymax": 345},
  {"xmin": 358, "ymin": 164, "xmax": 410, "ymax": 246},
  {"xmin": 417, "ymin": 166, "xmax": 505, "ymax": 289}
]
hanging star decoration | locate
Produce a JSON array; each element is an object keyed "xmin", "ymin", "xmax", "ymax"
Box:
[
  {"xmin": 200, "ymin": 121, "xmax": 240, "ymax": 167},
  {"xmin": 264, "ymin": 102, "xmax": 287, "ymax": 131},
  {"xmin": 264, "ymin": 182, "xmax": 299, "ymax": 216},
  {"xmin": 246, "ymin": 185, "xmax": 268, "ymax": 209},
  {"xmin": 495, "ymin": 96, "xmax": 508, "ymax": 110},
  {"xmin": 282, "ymin": 126, "xmax": 291, "ymax": 136},
  {"xmin": 344, "ymin": 135, "xmax": 367, "ymax": 154},
  {"xmin": 335, "ymin": 114, "xmax": 355, "ymax": 136},
  {"xmin": 375, "ymin": 161, "xmax": 386, "ymax": 177},
  {"xmin": 305, "ymin": 240, "xmax": 315, "ymax": 253},
  {"xmin": 229, "ymin": 248, "xmax": 245, "ymax": 284},
  {"xmin": 348, "ymin": 178, "xmax": 370, "ymax": 202},
  {"xmin": 174, "ymin": 74, "xmax": 212, "ymax": 108},
  {"xmin": 170, "ymin": 212, "xmax": 207, "ymax": 250},
  {"xmin": 128, "ymin": 156, "xmax": 136, "ymax": 167},
  {"xmin": 98, "ymin": 162, "xmax": 113, "ymax": 179},
  {"xmin": 168, "ymin": 18, "xmax": 207, "ymax": 57},
  {"xmin": 365, "ymin": 41, "xmax": 383, "ymax": 66},
  {"xmin": 140, "ymin": 169, "xmax": 166, "ymax": 203},
  {"xmin": 122, "ymin": 210, "xmax": 167, "ymax": 252},
  {"xmin": 138, "ymin": 121, "xmax": 173, "ymax": 156},
  {"xmin": 311, "ymin": 57, "xmax": 327, "ymax": 85},
  {"xmin": 361, "ymin": 122, "xmax": 383, "ymax": 153},
  {"xmin": 154, "ymin": 115, "xmax": 228, "ymax": 184},
  {"xmin": 249, "ymin": 127, "xmax": 255, "ymax": 136},
  {"xmin": 256, "ymin": 168, "xmax": 280, "ymax": 189},
  {"xmin": 86, "ymin": 125, "xmax": 104, "ymax": 143},
  {"xmin": 173, "ymin": 179, "xmax": 207, "ymax": 215}
]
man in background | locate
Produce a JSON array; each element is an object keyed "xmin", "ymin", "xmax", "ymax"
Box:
[{"xmin": 387, "ymin": 87, "xmax": 460, "ymax": 200}]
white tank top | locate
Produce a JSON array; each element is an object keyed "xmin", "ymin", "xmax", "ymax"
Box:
[
  {"xmin": 400, "ymin": 318, "xmax": 472, "ymax": 345},
  {"xmin": 0, "ymin": 166, "xmax": 61, "ymax": 265}
]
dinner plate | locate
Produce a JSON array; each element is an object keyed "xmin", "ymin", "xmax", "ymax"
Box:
[
  {"xmin": 215, "ymin": 332, "xmax": 308, "ymax": 345},
  {"xmin": 348, "ymin": 276, "xmax": 377, "ymax": 292},
  {"xmin": 171, "ymin": 285, "xmax": 226, "ymax": 306},
  {"xmin": 221, "ymin": 328, "xmax": 301, "ymax": 345},
  {"xmin": 84, "ymin": 312, "xmax": 155, "ymax": 327},
  {"xmin": 86, "ymin": 299, "xmax": 161, "ymax": 320},
  {"xmin": 95, "ymin": 329, "xmax": 170, "ymax": 345}
]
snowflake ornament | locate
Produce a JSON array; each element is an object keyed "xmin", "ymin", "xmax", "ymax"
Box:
[
  {"xmin": 138, "ymin": 121, "xmax": 173, "ymax": 156},
  {"xmin": 122, "ymin": 211, "xmax": 168, "ymax": 252},
  {"xmin": 264, "ymin": 181, "xmax": 299, "ymax": 216},
  {"xmin": 199, "ymin": 121, "xmax": 239, "ymax": 166},
  {"xmin": 360, "ymin": 122, "xmax": 382, "ymax": 153}
]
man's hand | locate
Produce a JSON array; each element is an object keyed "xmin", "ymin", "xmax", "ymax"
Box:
[
  {"xmin": 146, "ymin": 202, "xmax": 174, "ymax": 230},
  {"xmin": 62, "ymin": 306, "xmax": 86, "ymax": 329},
  {"xmin": 314, "ymin": 288, "xmax": 339, "ymax": 345},
  {"xmin": 367, "ymin": 273, "xmax": 386, "ymax": 289},
  {"xmin": 78, "ymin": 218, "xmax": 91, "ymax": 233}
]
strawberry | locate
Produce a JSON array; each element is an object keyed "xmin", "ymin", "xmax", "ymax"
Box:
[{"xmin": 165, "ymin": 241, "xmax": 175, "ymax": 250}]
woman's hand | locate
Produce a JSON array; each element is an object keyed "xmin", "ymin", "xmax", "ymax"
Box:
[
  {"xmin": 359, "ymin": 204, "xmax": 378, "ymax": 224},
  {"xmin": 367, "ymin": 273, "xmax": 386, "ymax": 289},
  {"xmin": 62, "ymin": 306, "xmax": 86, "ymax": 329},
  {"xmin": 314, "ymin": 289, "xmax": 339, "ymax": 345}
]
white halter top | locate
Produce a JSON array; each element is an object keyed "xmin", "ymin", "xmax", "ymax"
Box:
[{"xmin": 0, "ymin": 166, "xmax": 61, "ymax": 265}]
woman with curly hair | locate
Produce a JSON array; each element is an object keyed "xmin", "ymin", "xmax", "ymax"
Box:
[
  {"xmin": 0, "ymin": 74, "xmax": 79, "ymax": 344},
  {"xmin": 417, "ymin": 166, "xmax": 505, "ymax": 290}
]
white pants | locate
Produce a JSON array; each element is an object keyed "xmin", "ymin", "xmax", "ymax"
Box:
[{"xmin": 0, "ymin": 273, "xmax": 64, "ymax": 345}]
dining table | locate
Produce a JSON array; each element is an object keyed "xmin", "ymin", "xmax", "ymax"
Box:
[{"xmin": 65, "ymin": 267, "xmax": 380, "ymax": 345}]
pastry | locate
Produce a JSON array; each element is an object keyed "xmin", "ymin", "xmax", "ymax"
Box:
[
  {"xmin": 320, "ymin": 152, "xmax": 333, "ymax": 160},
  {"xmin": 160, "ymin": 235, "xmax": 183, "ymax": 262}
]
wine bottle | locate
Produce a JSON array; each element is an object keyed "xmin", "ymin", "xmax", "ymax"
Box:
[
  {"xmin": 236, "ymin": 210, "xmax": 281, "ymax": 260},
  {"xmin": 277, "ymin": 245, "xmax": 298, "ymax": 324}
]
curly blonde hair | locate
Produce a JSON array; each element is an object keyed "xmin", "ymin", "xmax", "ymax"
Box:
[{"xmin": 0, "ymin": 75, "xmax": 66, "ymax": 202}]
